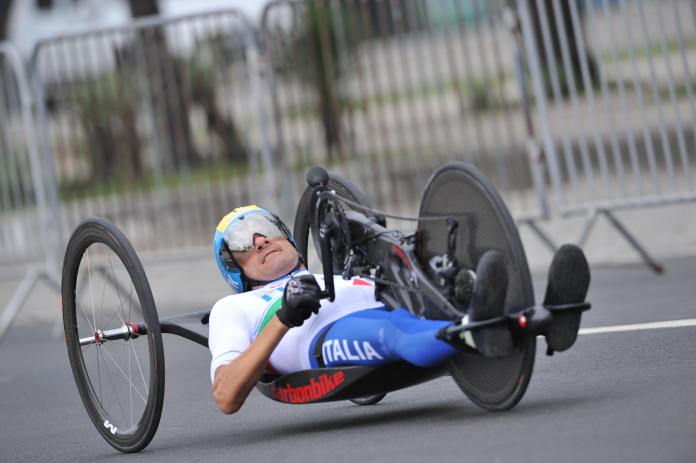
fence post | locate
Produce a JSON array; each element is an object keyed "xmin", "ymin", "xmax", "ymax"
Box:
[
  {"xmin": 516, "ymin": 0, "xmax": 564, "ymax": 210},
  {"xmin": 0, "ymin": 42, "xmax": 61, "ymax": 345}
]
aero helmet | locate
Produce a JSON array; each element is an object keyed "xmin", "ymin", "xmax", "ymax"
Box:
[{"xmin": 213, "ymin": 205, "xmax": 297, "ymax": 292}]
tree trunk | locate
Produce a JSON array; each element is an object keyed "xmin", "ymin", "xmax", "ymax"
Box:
[
  {"xmin": 527, "ymin": 0, "xmax": 599, "ymax": 96},
  {"xmin": 128, "ymin": 0, "xmax": 201, "ymax": 170},
  {"xmin": 0, "ymin": 0, "xmax": 13, "ymax": 40}
]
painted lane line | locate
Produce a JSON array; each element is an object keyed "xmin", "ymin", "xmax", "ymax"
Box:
[{"xmin": 579, "ymin": 318, "xmax": 696, "ymax": 335}]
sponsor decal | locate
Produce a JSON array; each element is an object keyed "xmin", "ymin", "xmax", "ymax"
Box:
[
  {"xmin": 322, "ymin": 339, "xmax": 384, "ymax": 364},
  {"xmin": 272, "ymin": 372, "xmax": 345, "ymax": 403},
  {"xmin": 352, "ymin": 278, "xmax": 373, "ymax": 286},
  {"xmin": 103, "ymin": 419, "xmax": 118, "ymax": 435}
]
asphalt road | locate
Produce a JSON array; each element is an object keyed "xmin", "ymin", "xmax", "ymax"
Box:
[{"xmin": 1, "ymin": 256, "xmax": 695, "ymax": 463}]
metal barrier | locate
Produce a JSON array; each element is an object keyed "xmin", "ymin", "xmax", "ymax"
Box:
[
  {"xmin": 2, "ymin": 0, "xmax": 691, "ymax": 331},
  {"xmin": 260, "ymin": 0, "xmax": 545, "ymax": 222},
  {"xmin": 30, "ymin": 9, "xmax": 281, "ymax": 257},
  {"xmin": 0, "ymin": 42, "xmax": 60, "ymax": 342},
  {"xmin": 520, "ymin": 0, "xmax": 696, "ymax": 271}
]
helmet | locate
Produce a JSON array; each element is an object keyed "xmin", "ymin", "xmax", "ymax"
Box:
[{"xmin": 213, "ymin": 205, "xmax": 297, "ymax": 293}]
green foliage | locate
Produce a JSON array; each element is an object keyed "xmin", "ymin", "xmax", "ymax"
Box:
[
  {"xmin": 270, "ymin": 0, "xmax": 363, "ymax": 160},
  {"xmin": 70, "ymin": 71, "xmax": 143, "ymax": 185}
]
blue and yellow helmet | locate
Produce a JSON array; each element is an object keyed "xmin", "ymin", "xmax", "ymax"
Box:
[{"xmin": 213, "ymin": 205, "xmax": 296, "ymax": 292}]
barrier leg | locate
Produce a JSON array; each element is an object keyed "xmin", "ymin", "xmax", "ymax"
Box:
[
  {"xmin": 576, "ymin": 210, "xmax": 600, "ymax": 247},
  {"xmin": 520, "ymin": 218, "xmax": 558, "ymax": 254},
  {"xmin": 602, "ymin": 210, "xmax": 664, "ymax": 274},
  {"xmin": 0, "ymin": 268, "xmax": 40, "ymax": 345}
]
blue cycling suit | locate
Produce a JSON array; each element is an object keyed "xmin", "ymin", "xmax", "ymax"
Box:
[{"xmin": 309, "ymin": 307, "xmax": 458, "ymax": 369}]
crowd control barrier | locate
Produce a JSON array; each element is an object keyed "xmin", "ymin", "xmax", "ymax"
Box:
[{"xmin": 520, "ymin": 0, "xmax": 696, "ymax": 271}]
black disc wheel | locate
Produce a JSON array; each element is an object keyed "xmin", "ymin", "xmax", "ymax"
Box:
[
  {"xmin": 350, "ymin": 394, "xmax": 387, "ymax": 406},
  {"xmin": 62, "ymin": 217, "xmax": 165, "ymax": 453},
  {"xmin": 294, "ymin": 171, "xmax": 374, "ymax": 272},
  {"xmin": 417, "ymin": 162, "xmax": 535, "ymax": 411}
]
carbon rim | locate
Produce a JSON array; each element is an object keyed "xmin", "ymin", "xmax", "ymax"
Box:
[{"xmin": 62, "ymin": 218, "xmax": 164, "ymax": 452}]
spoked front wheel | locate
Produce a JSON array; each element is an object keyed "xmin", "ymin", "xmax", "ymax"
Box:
[
  {"xmin": 417, "ymin": 162, "xmax": 536, "ymax": 411},
  {"xmin": 62, "ymin": 218, "xmax": 165, "ymax": 453}
]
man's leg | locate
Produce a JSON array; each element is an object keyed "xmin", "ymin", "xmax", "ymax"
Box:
[{"xmin": 309, "ymin": 308, "xmax": 459, "ymax": 368}]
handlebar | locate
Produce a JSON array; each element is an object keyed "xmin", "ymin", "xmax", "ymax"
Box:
[{"xmin": 306, "ymin": 166, "xmax": 336, "ymax": 302}]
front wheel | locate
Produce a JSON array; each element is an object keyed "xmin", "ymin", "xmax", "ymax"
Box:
[
  {"xmin": 62, "ymin": 217, "xmax": 165, "ymax": 453},
  {"xmin": 294, "ymin": 171, "xmax": 373, "ymax": 272},
  {"xmin": 417, "ymin": 162, "xmax": 536, "ymax": 411}
]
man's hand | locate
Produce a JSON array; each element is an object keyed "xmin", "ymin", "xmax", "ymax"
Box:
[{"xmin": 276, "ymin": 275, "xmax": 323, "ymax": 327}]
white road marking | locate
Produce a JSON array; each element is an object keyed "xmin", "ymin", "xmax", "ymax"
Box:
[{"xmin": 579, "ymin": 318, "xmax": 696, "ymax": 335}]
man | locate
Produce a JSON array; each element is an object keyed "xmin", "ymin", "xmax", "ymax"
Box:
[{"xmin": 209, "ymin": 205, "xmax": 589, "ymax": 414}]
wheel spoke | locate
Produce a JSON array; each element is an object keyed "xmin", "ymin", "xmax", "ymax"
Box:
[
  {"xmin": 75, "ymin": 295, "xmax": 96, "ymax": 334},
  {"xmin": 85, "ymin": 249, "xmax": 97, "ymax": 334},
  {"xmin": 100, "ymin": 344, "xmax": 148, "ymax": 405},
  {"xmin": 128, "ymin": 338, "xmax": 149, "ymax": 395},
  {"xmin": 108, "ymin": 255, "xmax": 128, "ymax": 325},
  {"xmin": 129, "ymin": 341, "xmax": 133, "ymax": 428},
  {"xmin": 97, "ymin": 346, "xmax": 129, "ymax": 426}
]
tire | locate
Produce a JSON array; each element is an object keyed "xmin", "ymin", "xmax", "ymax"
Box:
[
  {"xmin": 350, "ymin": 394, "xmax": 387, "ymax": 406},
  {"xmin": 294, "ymin": 172, "xmax": 374, "ymax": 272},
  {"xmin": 417, "ymin": 162, "xmax": 535, "ymax": 411},
  {"xmin": 62, "ymin": 217, "xmax": 165, "ymax": 453}
]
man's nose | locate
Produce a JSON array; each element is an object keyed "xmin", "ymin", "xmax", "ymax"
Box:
[{"xmin": 253, "ymin": 234, "xmax": 269, "ymax": 251}]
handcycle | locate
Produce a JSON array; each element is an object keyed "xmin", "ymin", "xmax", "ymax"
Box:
[{"xmin": 61, "ymin": 161, "xmax": 591, "ymax": 453}]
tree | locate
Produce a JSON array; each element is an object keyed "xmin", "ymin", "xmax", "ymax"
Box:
[
  {"xmin": 126, "ymin": 0, "xmax": 202, "ymax": 170},
  {"xmin": 271, "ymin": 0, "xmax": 362, "ymax": 162},
  {"xmin": 0, "ymin": 0, "xmax": 13, "ymax": 40},
  {"xmin": 526, "ymin": 0, "xmax": 599, "ymax": 96}
]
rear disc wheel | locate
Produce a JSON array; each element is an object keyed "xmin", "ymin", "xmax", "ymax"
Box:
[{"xmin": 417, "ymin": 162, "xmax": 535, "ymax": 411}]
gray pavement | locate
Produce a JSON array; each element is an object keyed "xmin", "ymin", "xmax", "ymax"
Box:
[{"xmin": 1, "ymin": 256, "xmax": 695, "ymax": 462}]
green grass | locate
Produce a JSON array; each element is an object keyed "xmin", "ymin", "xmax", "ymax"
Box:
[
  {"xmin": 601, "ymin": 37, "xmax": 696, "ymax": 64},
  {"xmin": 280, "ymin": 72, "xmax": 517, "ymax": 122},
  {"xmin": 58, "ymin": 161, "xmax": 254, "ymax": 202}
]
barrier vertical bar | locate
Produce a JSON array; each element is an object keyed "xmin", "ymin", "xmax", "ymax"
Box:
[
  {"xmin": 0, "ymin": 43, "xmax": 61, "ymax": 344},
  {"xmin": 517, "ymin": 0, "xmax": 564, "ymax": 208}
]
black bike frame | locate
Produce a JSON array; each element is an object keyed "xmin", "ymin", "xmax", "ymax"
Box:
[{"xmin": 316, "ymin": 193, "xmax": 463, "ymax": 321}]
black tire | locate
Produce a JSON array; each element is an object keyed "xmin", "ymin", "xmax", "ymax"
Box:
[
  {"xmin": 62, "ymin": 217, "xmax": 165, "ymax": 453},
  {"xmin": 350, "ymin": 394, "xmax": 387, "ymax": 406},
  {"xmin": 417, "ymin": 162, "xmax": 535, "ymax": 411},
  {"xmin": 295, "ymin": 172, "xmax": 389, "ymax": 405},
  {"xmin": 294, "ymin": 172, "xmax": 374, "ymax": 272}
]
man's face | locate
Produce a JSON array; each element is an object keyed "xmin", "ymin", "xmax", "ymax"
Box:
[{"xmin": 235, "ymin": 234, "xmax": 299, "ymax": 283}]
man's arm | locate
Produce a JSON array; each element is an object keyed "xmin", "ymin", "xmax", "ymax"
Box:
[
  {"xmin": 212, "ymin": 316, "xmax": 288, "ymax": 414},
  {"xmin": 211, "ymin": 274, "xmax": 323, "ymax": 414}
]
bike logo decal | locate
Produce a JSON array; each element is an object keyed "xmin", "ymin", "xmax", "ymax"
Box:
[
  {"xmin": 322, "ymin": 339, "xmax": 384, "ymax": 364},
  {"xmin": 272, "ymin": 372, "xmax": 345, "ymax": 403},
  {"xmin": 103, "ymin": 419, "xmax": 118, "ymax": 435}
]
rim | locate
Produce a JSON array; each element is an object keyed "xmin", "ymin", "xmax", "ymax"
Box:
[
  {"xmin": 71, "ymin": 240, "xmax": 153, "ymax": 437},
  {"xmin": 418, "ymin": 162, "xmax": 535, "ymax": 408}
]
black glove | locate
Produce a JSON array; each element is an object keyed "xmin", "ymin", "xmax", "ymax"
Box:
[{"xmin": 276, "ymin": 275, "xmax": 323, "ymax": 328}]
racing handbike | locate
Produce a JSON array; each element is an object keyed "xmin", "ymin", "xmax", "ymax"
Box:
[{"xmin": 61, "ymin": 161, "xmax": 591, "ymax": 453}]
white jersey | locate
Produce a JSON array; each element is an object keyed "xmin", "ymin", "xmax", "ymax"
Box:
[{"xmin": 208, "ymin": 270, "xmax": 382, "ymax": 381}]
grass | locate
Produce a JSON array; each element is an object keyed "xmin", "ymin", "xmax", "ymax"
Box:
[
  {"xmin": 58, "ymin": 161, "xmax": 254, "ymax": 202},
  {"xmin": 279, "ymin": 72, "xmax": 517, "ymax": 122}
]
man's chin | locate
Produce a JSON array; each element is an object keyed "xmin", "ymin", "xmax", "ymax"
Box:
[{"xmin": 260, "ymin": 261, "xmax": 296, "ymax": 281}]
